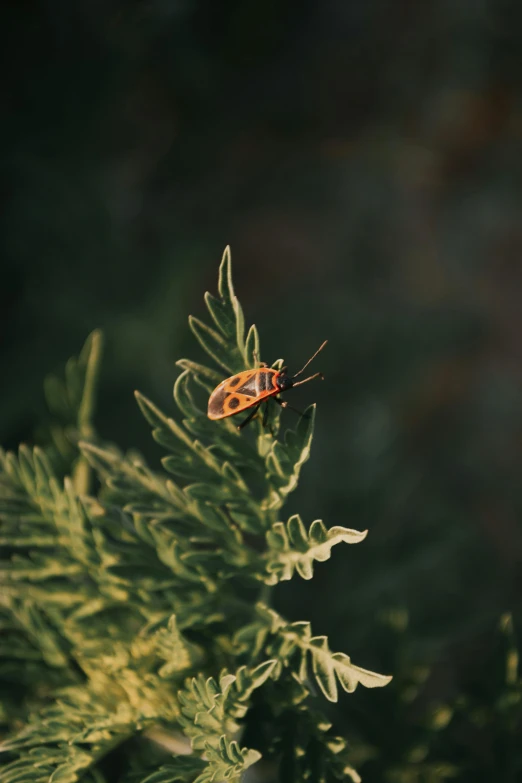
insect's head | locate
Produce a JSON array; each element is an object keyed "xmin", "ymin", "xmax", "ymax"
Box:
[{"xmin": 276, "ymin": 369, "xmax": 293, "ymax": 392}]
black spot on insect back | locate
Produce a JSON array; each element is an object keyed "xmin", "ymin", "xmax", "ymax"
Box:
[{"xmin": 228, "ymin": 397, "xmax": 240, "ymax": 410}]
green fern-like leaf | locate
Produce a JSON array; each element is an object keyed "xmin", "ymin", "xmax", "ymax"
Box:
[
  {"xmin": 304, "ymin": 634, "xmax": 393, "ymax": 702},
  {"xmin": 0, "ymin": 247, "xmax": 392, "ymax": 783},
  {"xmin": 190, "ymin": 246, "xmax": 247, "ymax": 375},
  {"xmin": 0, "ymin": 681, "xmax": 153, "ymax": 783},
  {"xmin": 140, "ymin": 757, "xmax": 207, "ymax": 783},
  {"xmin": 150, "ymin": 615, "xmax": 203, "ymax": 678},
  {"xmin": 41, "ymin": 329, "xmax": 103, "ymax": 492},
  {"xmin": 43, "ymin": 329, "xmax": 103, "ymax": 437},
  {"xmin": 172, "ymin": 247, "xmax": 311, "ymax": 517},
  {"xmin": 262, "ymin": 405, "xmax": 316, "ymax": 511},
  {"xmin": 178, "ymin": 661, "xmax": 276, "ymax": 750},
  {"xmin": 236, "ymin": 605, "xmax": 392, "ymax": 703},
  {"xmin": 197, "ymin": 736, "xmax": 261, "ymax": 783},
  {"xmin": 149, "ymin": 662, "xmax": 276, "ymax": 783},
  {"xmin": 264, "ymin": 514, "xmax": 368, "ymax": 583}
]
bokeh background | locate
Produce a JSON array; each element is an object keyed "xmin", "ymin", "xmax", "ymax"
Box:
[{"xmin": 2, "ymin": 1, "xmax": 522, "ymax": 779}]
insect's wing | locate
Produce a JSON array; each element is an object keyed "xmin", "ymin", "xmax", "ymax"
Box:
[
  {"xmin": 207, "ymin": 379, "xmax": 232, "ymax": 420},
  {"xmin": 207, "ymin": 370, "xmax": 278, "ymax": 420}
]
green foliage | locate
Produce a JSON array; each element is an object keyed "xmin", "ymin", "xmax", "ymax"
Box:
[
  {"xmin": 249, "ymin": 691, "xmax": 362, "ymax": 783},
  {"xmin": 0, "ymin": 248, "xmax": 391, "ymax": 782},
  {"xmin": 177, "ymin": 662, "xmax": 277, "ymax": 749},
  {"xmin": 235, "ymin": 603, "xmax": 391, "ymax": 703},
  {"xmin": 341, "ymin": 609, "xmax": 522, "ymax": 783},
  {"xmin": 40, "ymin": 329, "xmax": 103, "ymax": 493},
  {"xmin": 264, "ymin": 515, "xmax": 368, "ymax": 584},
  {"xmin": 146, "ymin": 663, "xmax": 277, "ymax": 782}
]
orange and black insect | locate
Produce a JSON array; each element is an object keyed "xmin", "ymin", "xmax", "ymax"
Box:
[{"xmin": 207, "ymin": 340, "xmax": 327, "ymax": 430}]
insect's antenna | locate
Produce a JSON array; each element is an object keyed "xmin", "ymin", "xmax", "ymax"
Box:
[
  {"xmin": 291, "ymin": 371, "xmax": 324, "ymax": 389},
  {"xmin": 292, "ymin": 340, "xmax": 328, "ymax": 379}
]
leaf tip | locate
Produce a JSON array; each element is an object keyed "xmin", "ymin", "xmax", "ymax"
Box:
[{"xmin": 90, "ymin": 327, "xmax": 103, "ymax": 343}]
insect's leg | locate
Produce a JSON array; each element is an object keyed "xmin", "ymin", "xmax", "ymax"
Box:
[
  {"xmin": 263, "ymin": 401, "xmax": 278, "ymax": 437},
  {"xmin": 273, "ymin": 397, "xmax": 310, "ymax": 419},
  {"xmin": 238, "ymin": 403, "xmax": 261, "ymax": 430}
]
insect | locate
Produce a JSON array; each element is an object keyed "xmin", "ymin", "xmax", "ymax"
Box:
[{"xmin": 207, "ymin": 340, "xmax": 327, "ymax": 430}]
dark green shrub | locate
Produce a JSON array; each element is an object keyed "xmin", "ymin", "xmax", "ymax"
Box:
[{"xmin": 0, "ymin": 249, "xmax": 391, "ymax": 783}]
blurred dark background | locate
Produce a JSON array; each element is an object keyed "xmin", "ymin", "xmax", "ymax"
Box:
[{"xmin": 2, "ymin": 0, "xmax": 522, "ymax": 778}]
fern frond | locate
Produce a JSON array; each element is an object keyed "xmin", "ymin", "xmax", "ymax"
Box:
[
  {"xmin": 153, "ymin": 661, "xmax": 276, "ymax": 783},
  {"xmin": 262, "ymin": 405, "xmax": 316, "ymax": 511},
  {"xmin": 140, "ymin": 739, "xmax": 260, "ymax": 783},
  {"xmin": 1, "ymin": 248, "xmax": 392, "ymax": 783},
  {"xmin": 236, "ymin": 605, "xmax": 392, "ymax": 702},
  {"xmin": 190, "ymin": 246, "xmax": 247, "ymax": 374},
  {"xmin": 170, "ymin": 247, "xmax": 310, "ymax": 516},
  {"xmin": 0, "ymin": 683, "xmax": 138, "ymax": 783},
  {"xmin": 264, "ymin": 514, "xmax": 368, "ymax": 583},
  {"xmin": 44, "ymin": 329, "xmax": 103, "ymax": 437},
  {"xmin": 178, "ymin": 661, "xmax": 276, "ymax": 750},
  {"xmin": 197, "ymin": 736, "xmax": 261, "ymax": 783},
  {"xmin": 140, "ymin": 757, "xmax": 206, "ymax": 783},
  {"xmin": 41, "ymin": 330, "xmax": 103, "ymax": 492}
]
